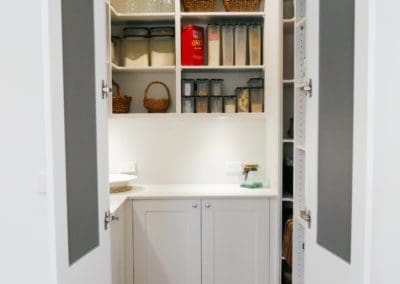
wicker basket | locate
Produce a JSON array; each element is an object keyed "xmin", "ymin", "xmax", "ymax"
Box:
[
  {"xmin": 143, "ymin": 81, "xmax": 171, "ymax": 113},
  {"xmin": 182, "ymin": 0, "xmax": 216, "ymax": 12},
  {"xmin": 223, "ymin": 0, "xmax": 259, "ymax": 11},
  {"xmin": 112, "ymin": 81, "xmax": 132, "ymax": 113}
]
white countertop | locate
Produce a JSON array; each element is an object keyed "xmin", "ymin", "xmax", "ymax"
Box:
[{"xmin": 110, "ymin": 184, "xmax": 278, "ymax": 214}]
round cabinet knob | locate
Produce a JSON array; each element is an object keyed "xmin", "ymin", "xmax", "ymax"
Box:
[
  {"xmin": 192, "ymin": 203, "xmax": 198, "ymax": 208},
  {"xmin": 205, "ymin": 202, "xmax": 211, "ymax": 208}
]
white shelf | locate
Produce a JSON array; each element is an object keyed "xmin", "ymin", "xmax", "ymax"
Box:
[
  {"xmin": 180, "ymin": 11, "xmax": 265, "ymax": 19},
  {"xmin": 283, "ymin": 18, "xmax": 295, "ymax": 24},
  {"xmin": 111, "ymin": 6, "xmax": 175, "ymax": 22},
  {"xmin": 181, "ymin": 65, "xmax": 265, "ymax": 71},
  {"xmin": 112, "ymin": 64, "xmax": 176, "ymax": 73},
  {"xmin": 283, "ymin": 79, "xmax": 295, "ymax": 84},
  {"xmin": 110, "ymin": 112, "xmax": 266, "ymax": 119}
]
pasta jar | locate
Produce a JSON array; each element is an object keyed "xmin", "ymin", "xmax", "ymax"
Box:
[
  {"xmin": 123, "ymin": 28, "xmax": 149, "ymax": 67},
  {"xmin": 250, "ymin": 87, "xmax": 264, "ymax": 113},
  {"xmin": 236, "ymin": 87, "xmax": 250, "ymax": 112},
  {"xmin": 207, "ymin": 25, "xmax": 221, "ymax": 66},
  {"xmin": 248, "ymin": 24, "xmax": 262, "ymax": 65},
  {"xmin": 181, "ymin": 25, "xmax": 204, "ymax": 65},
  {"xmin": 150, "ymin": 27, "xmax": 175, "ymax": 66}
]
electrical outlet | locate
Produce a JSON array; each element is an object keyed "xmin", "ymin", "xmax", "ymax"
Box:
[{"xmin": 225, "ymin": 161, "xmax": 243, "ymax": 175}]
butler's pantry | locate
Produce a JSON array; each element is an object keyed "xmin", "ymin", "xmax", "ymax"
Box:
[{"xmin": 59, "ymin": 0, "xmax": 355, "ymax": 283}]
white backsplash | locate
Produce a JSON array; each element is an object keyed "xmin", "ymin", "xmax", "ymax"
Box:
[{"xmin": 108, "ymin": 117, "xmax": 266, "ymax": 184}]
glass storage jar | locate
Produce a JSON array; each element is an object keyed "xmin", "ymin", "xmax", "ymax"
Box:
[
  {"xmin": 224, "ymin": 96, "xmax": 237, "ymax": 113},
  {"xmin": 182, "ymin": 79, "xmax": 195, "ymax": 97},
  {"xmin": 283, "ymin": 0, "xmax": 294, "ymax": 19},
  {"xmin": 182, "ymin": 97, "xmax": 195, "ymax": 113},
  {"xmin": 210, "ymin": 97, "xmax": 223, "ymax": 113},
  {"xmin": 236, "ymin": 87, "xmax": 250, "ymax": 112},
  {"xmin": 250, "ymin": 87, "xmax": 264, "ymax": 113},
  {"xmin": 241, "ymin": 164, "xmax": 263, "ymax": 189},
  {"xmin": 221, "ymin": 25, "xmax": 234, "ymax": 66},
  {"xmin": 248, "ymin": 24, "xmax": 262, "ymax": 65},
  {"xmin": 210, "ymin": 79, "xmax": 223, "ymax": 96},
  {"xmin": 208, "ymin": 25, "xmax": 221, "ymax": 66},
  {"xmin": 123, "ymin": 28, "xmax": 149, "ymax": 67},
  {"xmin": 196, "ymin": 97, "xmax": 209, "ymax": 113},
  {"xmin": 196, "ymin": 79, "xmax": 210, "ymax": 97},
  {"xmin": 235, "ymin": 25, "xmax": 248, "ymax": 66},
  {"xmin": 150, "ymin": 27, "xmax": 175, "ymax": 67},
  {"xmin": 248, "ymin": 77, "xmax": 264, "ymax": 88}
]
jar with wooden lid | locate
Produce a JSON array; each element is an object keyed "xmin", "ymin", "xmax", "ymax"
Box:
[
  {"xmin": 150, "ymin": 27, "xmax": 175, "ymax": 67},
  {"xmin": 123, "ymin": 28, "xmax": 149, "ymax": 67}
]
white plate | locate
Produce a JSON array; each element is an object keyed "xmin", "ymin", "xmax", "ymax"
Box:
[{"xmin": 109, "ymin": 173, "xmax": 137, "ymax": 188}]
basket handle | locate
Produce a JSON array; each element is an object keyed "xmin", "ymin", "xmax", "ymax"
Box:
[
  {"xmin": 112, "ymin": 80, "xmax": 123, "ymax": 97},
  {"xmin": 144, "ymin": 81, "xmax": 170, "ymax": 100}
]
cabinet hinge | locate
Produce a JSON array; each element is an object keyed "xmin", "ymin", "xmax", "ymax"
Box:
[
  {"xmin": 302, "ymin": 78, "xmax": 312, "ymax": 98},
  {"xmin": 102, "ymin": 80, "xmax": 112, "ymax": 99}
]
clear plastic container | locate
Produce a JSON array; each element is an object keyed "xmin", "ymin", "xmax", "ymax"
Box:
[
  {"xmin": 210, "ymin": 79, "xmax": 223, "ymax": 96},
  {"xmin": 221, "ymin": 25, "xmax": 234, "ymax": 66},
  {"xmin": 236, "ymin": 87, "xmax": 250, "ymax": 112},
  {"xmin": 182, "ymin": 97, "xmax": 195, "ymax": 113},
  {"xmin": 248, "ymin": 24, "xmax": 262, "ymax": 65},
  {"xmin": 123, "ymin": 28, "xmax": 149, "ymax": 67},
  {"xmin": 150, "ymin": 27, "xmax": 175, "ymax": 66},
  {"xmin": 208, "ymin": 25, "xmax": 220, "ymax": 66},
  {"xmin": 250, "ymin": 87, "xmax": 264, "ymax": 113},
  {"xmin": 196, "ymin": 97, "xmax": 209, "ymax": 113},
  {"xmin": 182, "ymin": 79, "xmax": 195, "ymax": 97},
  {"xmin": 224, "ymin": 96, "xmax": 237, "ymax": 113},
  {"xmin": 248, "ymin": 77, "xmax": 264, "ymax": 88},
  {"xmin": 211, "ymin": 97, "xmax": 223, "ymax": 113},
  {"xmin": 235, "ymin": 25, "xmax": 247, "ymax": 66},
  {"xmin": 196, "ymin": 79, "xmax": 210, "ymax": 97}
]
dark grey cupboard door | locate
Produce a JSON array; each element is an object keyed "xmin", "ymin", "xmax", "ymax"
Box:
[{"xmin": 62, "ymin": 0, "xmax": 101, "ymax": 265}]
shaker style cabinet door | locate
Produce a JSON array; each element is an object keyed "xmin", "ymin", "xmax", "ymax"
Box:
[
  {"xmin": 133, "ymin": 200, "xmax": 202, "ymax": 284},
  {"xmin": 111, "ymin": 206, "xmax": 125, "ymax": 284},
  {"xmin": 202, "ymin": 199, "xmax": 270, "ymax": 284}
]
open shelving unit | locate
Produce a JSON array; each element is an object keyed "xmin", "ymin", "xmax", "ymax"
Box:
[{"xmin": 107, "ymin": 0, "xmax": 268, "ymax": 117}]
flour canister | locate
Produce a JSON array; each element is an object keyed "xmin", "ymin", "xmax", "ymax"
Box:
[
  {"xmin": 123, "ymin": 28, "xmax": 150, "ymax": 67},
  {"xmin": 150, "ymin": 27, "xmax": 175, "ymax": 66},
  {"xmin": 181, "ymin": 25, "xmax": 204, "ymax": 65}
]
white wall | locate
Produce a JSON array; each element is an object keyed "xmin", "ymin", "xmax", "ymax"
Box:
[
  {"xmin": 367, "ymin": 1, "xmax": 400, "ymax": 283},
  {"xmin": 109, "ymin": 117, "xmax": 266, "ymax": 184},
  {"xmin": 0, "ymin": 1, "xmax": 51, "ymax": 283}
]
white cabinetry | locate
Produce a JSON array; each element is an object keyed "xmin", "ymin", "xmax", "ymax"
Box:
[
  {"xmin": 133, "ymin": 200, "xmax": 202, "ymax": 284},
  {"xmin": 202, "ymin": 199, "xmax": 269, "ymax": 284},
  {"xmin": 111, "ymin": 202, "xmax": 134, "ymax": 284},
  {"xmin": 132, "ymin": 199, "xmax": 269, "ymax": 284}
]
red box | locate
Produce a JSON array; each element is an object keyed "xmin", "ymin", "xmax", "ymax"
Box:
[{"xmin": 181, "ymin": 25, "xmax": 204, "ymax": 65}]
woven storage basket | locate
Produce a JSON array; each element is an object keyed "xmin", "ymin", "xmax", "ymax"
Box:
[
  {"xmin": 112, "ymin": 80, "xmax": 132, "ymax": 113},
  {"xmin": 223, "ymin": 0, "xmax": 259, "ymax": 11},
  {"xmin": 143, "ymin": 81, "xmax": 171, "ymax": 113},
  {"xmin": 182, "ymin": 0, "xmax": 216, "ymax": 12}
]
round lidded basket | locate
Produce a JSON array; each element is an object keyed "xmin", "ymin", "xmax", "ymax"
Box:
[
  {"xmin": 223, "ymin": 0, "xmax": 259, "ymax": 12},
  {"xmin": 182, "ymin": 0, "xmax": 216, "ymax": 12},
  {"xmin": 143, "ymin": 81, "xmax": 171, "ymax": 113},
  {"xmin": 112, "ymin": 80, "xmax": 132, "ymax": 113}
]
